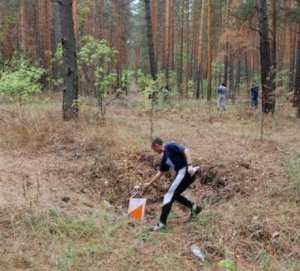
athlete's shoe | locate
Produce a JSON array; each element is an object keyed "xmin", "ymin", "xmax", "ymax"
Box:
[
  {"xmin": 152, "ymin": 222, "xmax": 166, "ymax": 231},
  {"xmin": 190, "ymin": 204, "xmax": 202, "ymax": 218}
]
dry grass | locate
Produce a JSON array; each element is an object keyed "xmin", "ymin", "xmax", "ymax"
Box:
[{"xmin": 0, "ymin": 94, "xmax": 300, "ymax": 270}]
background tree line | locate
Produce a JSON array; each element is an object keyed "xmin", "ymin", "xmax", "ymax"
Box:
[{"xmin": 0, "ymin": 0, "xmax": 300, "ymax": 118}]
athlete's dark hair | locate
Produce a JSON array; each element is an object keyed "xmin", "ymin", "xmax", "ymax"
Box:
[{"xmin": 151, "ymin": 137, "xmax": 163, "ymax": 146}]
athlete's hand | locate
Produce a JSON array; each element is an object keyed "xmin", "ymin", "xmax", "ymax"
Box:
[
  {"xmin": 144, "ymin": 182, "xmax": 151, "ymax": 188},
  {"xmin": 188, "ymin": 165, "xmax": 195, "ymax": 176}
]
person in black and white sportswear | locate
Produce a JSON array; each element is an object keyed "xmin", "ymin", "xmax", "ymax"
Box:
[{"xmin": 147, "ymin": 137, "xmax": 202, "ymax": 231}]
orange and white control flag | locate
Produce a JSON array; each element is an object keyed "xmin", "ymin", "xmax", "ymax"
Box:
[{"xmin": 128, "ymin": 198, "xmax": 146, "ymax": 220}]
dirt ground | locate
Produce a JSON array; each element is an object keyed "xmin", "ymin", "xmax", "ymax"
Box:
[{"xmin": 0, "ymin": 91, "xmax": 300, "ymax": 270}]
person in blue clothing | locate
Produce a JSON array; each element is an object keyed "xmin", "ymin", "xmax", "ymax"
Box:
[
  {"xmin": 147, "ymin": 137, "xmax": 202, "ymax": 231},
  {"xmin": 250, "ymin": 85, "xmax": 259, "ymax": 108}
]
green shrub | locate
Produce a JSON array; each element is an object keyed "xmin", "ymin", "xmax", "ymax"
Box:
[
  {"xmin": 0, "ymin": 56, "xmax": 45, "ymax": 102},
  {"xmin": 78, "ymin": 36, "xmax": 118, "ymax": 115}
]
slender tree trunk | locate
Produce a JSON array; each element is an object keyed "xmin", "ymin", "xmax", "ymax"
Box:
[
  {"xmin": 294, "ymin": 15, "xmax": 300, "ymax": 117},
  {"xmin": 288, "ymin": 0, "xmax": 296, "ymax": 93},
  {"xmin": 93, "ymin": 0, "xmax": 103, "ymax": 39},
  {"xmin": 280, "ymin": 0, "xmax": 288, "ymax": 69},
  {"xmin": 144, "ymin": 0, "xmax": 157, "ymax": 80},
  {"xmin": 58, "ymin": 0, "xmax": 79, "ymax": 120},
  {"xmin": 151, "ymin": 0, "xmax": 158, "ymax": 59},
  {"xmin": 135, "ymin": 47, "xmax": 141, "ymax": 71},
  {"xmin": 158, "ymin": 1, "xmax": 165, "ymax": 71},
  {"xmin": 169, "ymin": 2, "xmax": 175, "ymax": 71},
  {"xmin": 20, "ymin": 0, "xmax": 38, "ymax": 59},
  {"xmin": 72, "ymin": 0, "xmax": 79, "ymax": 42},
  {"xmin": 20, "ymin": 0, "xmax": 27, "ymax": 53},
  {"xmin": 271, "ymin": 0, "xmax": 277, "ymax": 94},
  {"xmin": 289, "ymin": 24, "xmax": 297, "ymax": 93},
  {"xmin": 185, "ymin": 0, "xmax": 191, "ymax": 97},
  {"xmin": 235, "ymin": 56, "xmax": 241, "ymax": 96},
  {"xmin": 177, "ymin": 1, "xmax": 184, "ymax": 96},
  {"xmin": 207, "ymin": 0, "xmax": 213, "ymax": 101},
  {"xmin": 223, "ymin": 0, "xmax": 231, "ymax": 87},
  {"xmin": 257, "ymin": 0, "xmax": 275, "ymax": 114},
  {"xmin": 164, "ymin": 0, "xmax": 170, "ymax": 86},
  {"xmin": 191, "ymin": 0, "xmax": 201, "ymax": 88},
  {"xmin": 51, "ymin": 1, "xmax": 62, "ymax": 81},
  {"xmin": 224, "ymin": 44, "xmax": 229, "ymax": 86},
  {"xmin": 245, "ymin": 53, "xmax": 250, "ymax": 91},
  {"xmin": 196, "ymin": 0, "xmax": 206, "ymax": 99},
  {"xmin": 229, "ymin": 53, "xmax": 234, "ymax": 102}
]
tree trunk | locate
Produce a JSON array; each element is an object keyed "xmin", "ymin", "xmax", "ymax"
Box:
[
  {"xmin": 170, "ymin": 3, "xmax": 175, "ymax": 71},
  {"xmin": 151, "ymin": 0, "xmax": 158, "ymax": 59},
  {"xmin": 235, "ymin": 56, "xmax": 241, "ymax": 96},
  {"xmin": 257, "ymin": 0, "xmax": 275, "ymax": 114},
  {"xmin": 94, "ymin": 0, "xmax": 104, "ymax": 39},
  {"xmin": 51, "ymin": 1, "xmax": 62, "ymax": 81},
  {"xmin": 72, "ymin": 0, "xmax": 79, "ymax": 42},
  {"xmin": 294, "ymin": 18, "xmax": 300, "ymax": 117},
  {"xmin": 164, "ymin": 0, "xmax": 170, "ymax": 85},
  {"xmin": 271, "ymin": 0, "xmax": 277, "ymax": 95},
  {"xmin": 58, "ymin": 0, "xmax": 79, "ymax": 120},
  {"xmin": 207, "ymin": 0, "xmax": 213, "ymax": 101},
  {"xmin": 185, "ymin": 0, "xmax": 191, "ymax": 97},
  {"xmin": 288, "ymin": 0, "xmax": 296, "ymax": 93},
  {"xmin": 223, "ymin": 0, "xmax": 231, "ymax": 87},
  {"xmin": 144, "ymin": 0, "xmax": 157, "ymax": 80},
  {"xmin": 224, "ymin": 44, "xmax": 229, "ymax": 86},
  {"xmin": 229, "ymin": 53, "xmax": 234, "ymax": 102},
  {"xmin": 20, "ymin": 0, "xmax": 26, "ymax": 53},
  {"xmin": 289, "ymin": 25, "xmax": 297, "ymax": 94},
  {"xmin": 196, "ymin": 0, "xmax": 206, "ymax": 99},
  {"xmin": 191, "ymin": 0, "xmax": 201, "ymax": 87},
  {"xmin": 20, "ymin": 0, "xmax": 39, "ymax": 60},
  {"xmin": 245, "ymin": 53, "xmax": 250, "ymax": 90},
  {"xmin": 177, "ymin": 1, "xmax": 184, "ymax": 96}
]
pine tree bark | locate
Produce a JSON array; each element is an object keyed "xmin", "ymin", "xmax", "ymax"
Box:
[
  {"xmin": 289, "ymin": 26, "xmax": 297, "ymax": 93},
  {"xmin": 223, "ymin": 0, "xmax": 231, "ymax": 87},
  {"xmin": 144, "ymin": 0, "xmax": 157, "ymax": 80},
  {"xmin": 229, "ymin": 53, "xmax": 234, "ymax": 101},
  {"xmin": 224, "ymin": 45, "xmax": 229, "ymax": 87},
  {"xmin": 185, "ymin": 0, "xmax": 191, "ymax": 97},
  {"xmin": 72, "ymin": 0, "xmax": 79, "ymax": 42},
  {"xmin": 151, "ymin": 0, "xmax": 158, "ymax": 61},
  {"xmin": 169, "ymin": 2, "xmax": 175, "ymax": 71},
  {"xmin": 191, "ymin": 0, "xmax": 201, "ymax": 85},
  {"xmin": 20, "ymin": 0, "xmax": 39, "ymax": 59},
  {"xmin": 177, "ymin": 1, "xmax": 184, "ymax": 96},
  {"xmin": 58, "ymin": 0, "xmax": 79, "ymax": 120},
  {"xmin": 257, "ymin": 0, "xmax": 275, "ymax": 114},
  {"xmin": 288, "ymin": 0, "xmax": 296, "ymax": 93},
  {"xmin": 20, "ymin": 0, "xmax": 27, "ymax": 53},
  {"xmin": 271, "ymin": 0, "xmax": 277, "ymax": 93},
  {"xmin": 196, "ymin": 0, "xmax": 206, "ymax": 99},
  {"xmin": 294, "ymin": 11, "xmax": 300, "ymax": 117},
  {"xmin": 235, "ymin": 56, "xmax": 241, "ymax": 96},
  {"xmin": 207, "ymin": 0, "xmax": 213, "ymax": 101},
  {"xmin": 164, "ymin": 0, "xmax": 170, "ymax": 85}
]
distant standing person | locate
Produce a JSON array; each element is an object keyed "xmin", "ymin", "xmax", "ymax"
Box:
[
  {"xmin": 250, "ymin": 85, "xmax": 259, "ymax": 109},
  {"xmin": 160, "ymin": 85, "xmax": 170, "ymax": 103},
  {"xmin": 217, "ymin": 83, "xmax": 227, "ymax": 111}
]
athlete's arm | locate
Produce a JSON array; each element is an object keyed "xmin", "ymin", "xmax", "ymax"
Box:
[
  {"xmin": 145, "ymin": 171, "xmax": 164, "ymax": 188},
  {"xmin": 184, "ymin": 148, "xmax": 192, "ymax": 165}
]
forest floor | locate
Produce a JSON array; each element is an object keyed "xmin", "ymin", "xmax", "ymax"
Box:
[{"xmin": 0, "ymin": 88, "xmax": 300, "ymax": 271}]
